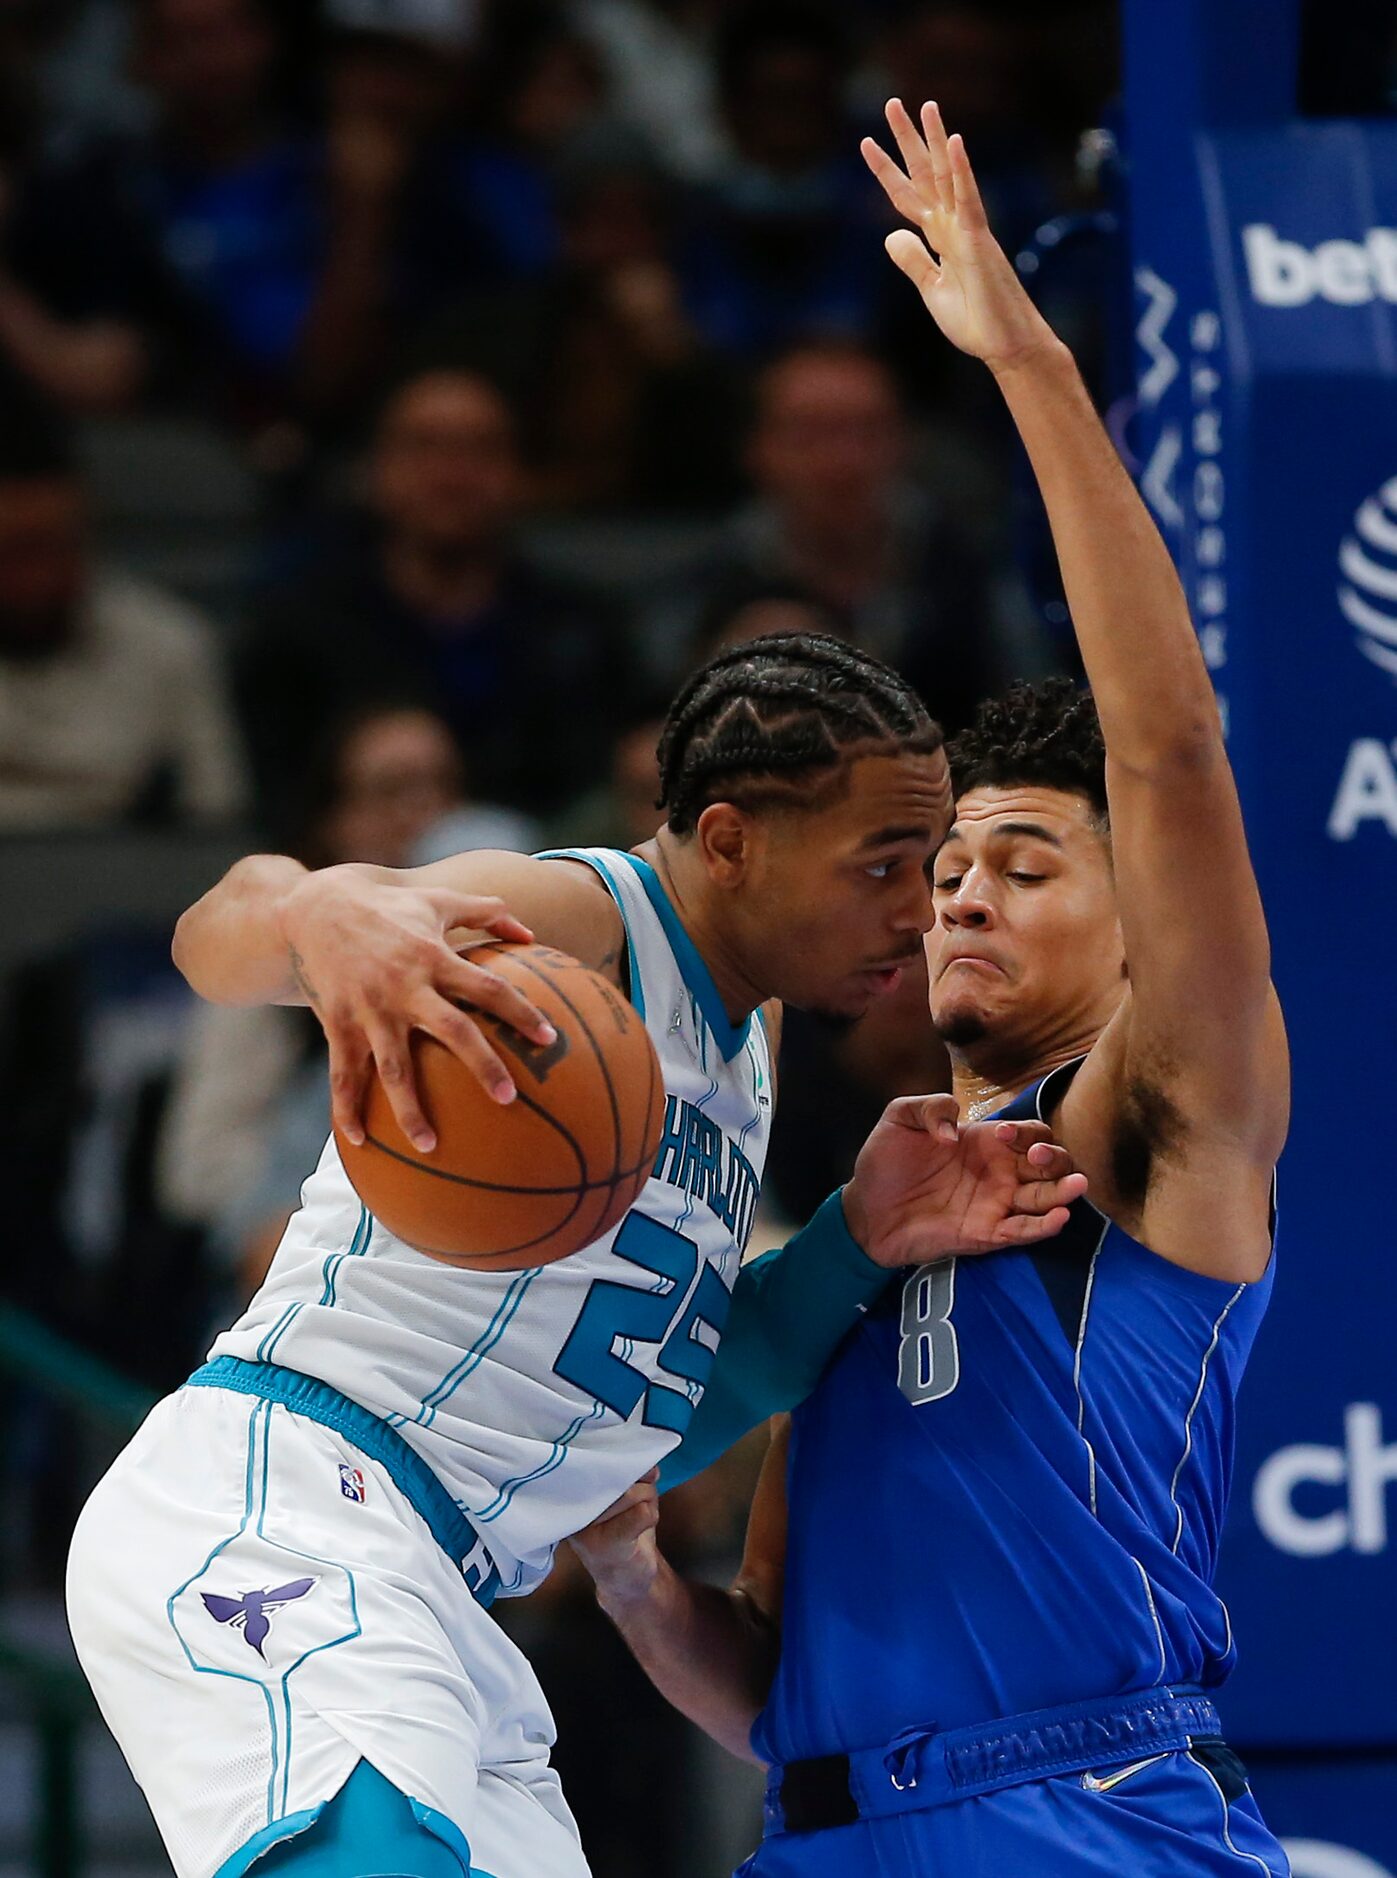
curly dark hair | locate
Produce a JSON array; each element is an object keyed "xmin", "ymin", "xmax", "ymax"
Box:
[
  {"xmin": 948, "ymin": 677, "xmax": 1108, "ymax": 825},
  {"xmin": 657, "ymin": 632, "xmax": 943, "ymax": 836}
]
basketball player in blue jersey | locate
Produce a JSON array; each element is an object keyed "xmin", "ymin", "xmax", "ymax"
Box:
[
  {"xmin": 570, "ymin": 100, "xmax": 1292, "ymax": 1877},
  {"xmin": 66, "ymin": 616, "xmax": 1087, "ymax": 1878}
]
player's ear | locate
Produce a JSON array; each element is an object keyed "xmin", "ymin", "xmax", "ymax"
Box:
[{"xmin": 695, "ymin": 801, "xmax": 752, "ymax": 887}]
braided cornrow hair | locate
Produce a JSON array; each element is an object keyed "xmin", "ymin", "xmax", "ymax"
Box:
[
  {"xmin": 657, "ymin": 632, "xmax": 943, "ymax": 835},
  {"xmin": 948, "ymin": 677, "xmax": 1108, "ymax": 823}
]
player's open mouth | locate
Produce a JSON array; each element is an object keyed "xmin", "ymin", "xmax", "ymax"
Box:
[{"xmin": 864, "ymin": 965, "xmax": 905, "ymax": 992}]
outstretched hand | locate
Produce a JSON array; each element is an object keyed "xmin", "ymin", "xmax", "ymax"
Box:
[
  {"xmin": 842, "ymin": 1093, "xmax": 1087, "ymax": 1268},
  {"xmin": 861, "ymin": 99, "xmax": 1059, "ymax": 374}
]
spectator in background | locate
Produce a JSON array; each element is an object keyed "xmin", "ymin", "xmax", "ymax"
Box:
[
  {"xmin": 690, "ymin": 572, "xmax": 845, "ymax": 658},
  {"xmin": 401, "ymin": 151, "xmax": 747, "ymax": 512},
  {"xmin": 158, "ymin": 698, "xmax": 535, "ymax": 1306},
  {"xmin": 0, "ymin": 3, "xmax": 151, "ymax": 412},
  {"xmin": 878, "ymin": 1, "xmax": 1054, "ymax": 251},
  {"xmin": 652, "ymin": 339, "xmax": 1004, "ymax": 732},
  {"xmin": 575, "ymin": 0, "xmax": 732, "ymax": 184},
  {"xmin": 545, "ymin": 684, "xmax": 670, "ymax": 853},
  {"xmin": 874, "ymin": 1, "xmax": 1061, "ymax": 422},
  {"xmin": 1, "ymin": 0, "xmax": 320, "ymax": 424},
  {"xmin": 235, "ymin": 367, "xmax": 631, "ymax": 837},
  {"xmin": 676, "ymin": 0, "xmax": 887, "ymax": 356},
  {"xmin": 0, "ymin": 391, "xmax": 247, "ymax": 828}
]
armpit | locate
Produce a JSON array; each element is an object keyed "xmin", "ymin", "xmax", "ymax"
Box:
[{"xmin": 1112, "ymin": 1073, "xmax": 1187, "ymax": 1208}]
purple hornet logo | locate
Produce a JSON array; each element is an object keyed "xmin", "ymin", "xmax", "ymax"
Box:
[{"xmin": 200, "ymin": 1578, "xmax": 317, "ymax": 1658}]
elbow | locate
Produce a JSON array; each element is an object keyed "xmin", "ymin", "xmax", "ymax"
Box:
[{"xmin": 1112, "ymin": 713, "xmax": 1226, "ymax": 782}]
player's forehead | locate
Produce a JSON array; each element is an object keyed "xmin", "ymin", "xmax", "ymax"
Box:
[
  {"xmin": 942, "ymin": 784, "xmax": 1097, "ymax": 850},
  {"xmin": 818, "ymin": 748, "xmax": 953, "ymax": 849}
]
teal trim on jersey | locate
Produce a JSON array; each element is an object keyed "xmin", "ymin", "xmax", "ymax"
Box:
[
  {"xmin": 659, "ymin": 1190, "xmax": 890, "ymax": 1490},
  {"xmin": 216, "ymin": 1760, "xmax": 471, "ymax": 1878},
  {"xmin": 397, "ymin": 1265, "xmax": 542, "ymax": 1431},
  {"xmin": 186, "ymin": 1358, "xmax": 501, "ymax": 1607},
  {"xmin": 166, "ymin": 1400, "xmax": 364, "ymax": 1832},
  {"xmin": 165, "ymin": 1405, "xmax": 282, "ymax": 1819},
  {"xmin": 473, "ymin": 1397, "xmax": 606, "ymax": 1523},
  {"xmin": 318, "ymin": 1204, "xmax": 371, "ymax": 1309},
  {"xmin": 627, "ymin": 854, "xmax": 751, "ymax": 1062},
  {"xmin": 533, "ymin": 846, "xmax": 645, "ymax": 1022},
  {"xmin": 210, "ymin": 1803, "xmax": 324, "ymax": 1878}
]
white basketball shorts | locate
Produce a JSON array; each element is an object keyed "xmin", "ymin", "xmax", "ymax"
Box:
[{"xmin": 66, "ymin": 1382, "xmax": 590, "ymax": 1878}]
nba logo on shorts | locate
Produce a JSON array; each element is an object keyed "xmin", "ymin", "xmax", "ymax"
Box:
[{"xmin": 338, "ymin": 1463, "xmax": 366, "ymax": 1504}]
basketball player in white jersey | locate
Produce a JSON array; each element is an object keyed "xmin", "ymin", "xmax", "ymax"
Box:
[{"xmin": 67, "ymin": 635, "xmax": 1086, "ymax": 1878}]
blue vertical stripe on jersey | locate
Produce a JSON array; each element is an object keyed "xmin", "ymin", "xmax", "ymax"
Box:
[
  {"xmin": 628, "ymin": 855, "xmax": 751, "ymax": 1062},
  {"xmin": 165, "ymin": 1403, "xmax": 282, "ymax": 1826},
  {"xmin": 1169, "ymin": 1286, "xmax": 1245, "ymax": 1555},
  {"xmin": 256, "ymin": 1307, "xmax": 299, "ymax": 1364},
  {"xmin": 532, "ymin": 847, "xmax": 646, "ymax": 1021},
  {"xmin": 390, "ymin": 1266, "xmax": 542, "ymax": 1430},
  {"xmin": 319, "ymin": 1205, "xmax": 371, "ymax": 1308},
  {"xmin": 472, "ymin": 1398, "xmax": 608, "ymax": 1522}
]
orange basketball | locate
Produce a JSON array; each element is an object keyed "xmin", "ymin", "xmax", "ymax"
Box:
[{"xmin": 336, "ymin": 942, "xmax": 663, "ymax": 1267}]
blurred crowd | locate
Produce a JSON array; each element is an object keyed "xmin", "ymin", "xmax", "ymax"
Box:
[
  {"xmin": 0, "ymin": 0, "xmax": 1180, "ymax": 1869},
  {"xmin": 3, "ymin": 0, "xmax": 1394, "ymax": 1869}
]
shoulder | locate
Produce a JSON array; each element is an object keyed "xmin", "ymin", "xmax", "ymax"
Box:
[
  {"xmin": 418, "ymin": 849, "xmax": 625, "ymax": 981},
  {"xmin": 89, "ymin": 571, "xmax": 219, "ymax": 659}
]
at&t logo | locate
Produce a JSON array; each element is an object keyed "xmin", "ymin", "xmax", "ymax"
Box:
[
  {"xmin": 1327, "ymin": 476, "xmax": 1397, "ymax": 840},
  {"xmin": 1337, "ymin": 475, "xmax": 1397, "ymax": 681}
]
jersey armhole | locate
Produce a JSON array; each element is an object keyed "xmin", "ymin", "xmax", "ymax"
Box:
[{"xmin": 533, "ymin": 847, "xmax": 643, "ymax": 1020}]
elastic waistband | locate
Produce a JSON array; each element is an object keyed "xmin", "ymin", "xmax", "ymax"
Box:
[
  {"xmin": 765, "ymin": 1685, "xmax": 1223, "ymax": 1835},
  {"xmin": 186, "ymin": 1358, "xmax": 501, "ymax": 1608}
]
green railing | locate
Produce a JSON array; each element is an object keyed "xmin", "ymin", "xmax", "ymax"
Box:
[{"xmin": 0, "ymin": 1304, "xmax": 156, "ymax": 1878}]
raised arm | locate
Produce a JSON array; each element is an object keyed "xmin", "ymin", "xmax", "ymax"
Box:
[
  {"xmin": 571, "ymin": 1419, "xmax": 791, "ymax": 1764},
  {"xmin": 173, "ymin": 849, "xmax": 623, "ymax": 1152},
  {"xmin": 864, "ymin": 102, "xmax": 1287, "ymax": 1275}
]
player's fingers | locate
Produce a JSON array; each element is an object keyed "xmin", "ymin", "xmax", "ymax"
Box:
[
  {"xmin": 918, "ymin": 101, "xmax": 956, "ymax": 213},
  {"xmin": 859, "ymin": 135, "xmax": 926, "ymax": 223},
  {"xmin": 884, "ymin": 97, "xmax": 938, "ymax": 198},
  {"xmin": 1013, "ymin": 1172, "xmax": 1089, "ymax": 1216},
  {"xmin": 992, "ymin": 1120, "xmax": 1053, "ymax": 1150},
  {"xmin": 326, "ymin": 1027, "xmax": 372, "ymax": 1148},
  {"xmin": 427, "ymin": 891, "xmax": 534, "ymax": 946},
  {"xmin": 993, "ymin": 1205, "xmax": 1074, "ymax": 1246},
  {"xmin": 883, "ymin": 1091, "xmax": 960, "ymax": 1143},
  {"xmin": 411, "ymin": 992, "xmax": 517, "ymax": 1110},
  {"xmin": 586, "ymin": 1499, "xmax": 659, "ymax": 1552},
  {"xmin": 594, "ymin": 1472, "xmax": 660, "ymax": 1523},
  {"xmin": 361, "ymin": 1014, "xmax": 437, "ymax": 1152},
  {"xmin": 948, "ymin": 131, "xmax": 990, "ymax": 230},
  {"xmin": 886, "ymin": 229, "xmax": 940, "ymax": 297},
  {"xmin": 1013, "ymin": 1144, "xmax": 1076, "ymax": 1182},
  {"xmin": 441, "ymin": 952, "xmax": 557, "ymax": 1046}
]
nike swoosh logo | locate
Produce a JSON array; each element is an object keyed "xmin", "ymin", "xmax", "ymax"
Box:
[{"xmin": 1080, "ymin": 1753, "xmax": 1170, "ymax": 1793}]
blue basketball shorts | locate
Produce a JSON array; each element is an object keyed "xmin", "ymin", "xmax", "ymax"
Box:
[{"xmin": 738, "ymin": 1744, "xmax": 1291, "ymax": 1877}]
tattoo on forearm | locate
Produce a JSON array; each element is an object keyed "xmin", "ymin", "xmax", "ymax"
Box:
[{"xmin": 288, "ymin": 945, "xmax": 320, "ymax": 1009}]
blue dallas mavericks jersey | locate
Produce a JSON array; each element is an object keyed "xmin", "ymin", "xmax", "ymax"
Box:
[{"xmin": 754, "ymin": 1057, "xmax": 1275, "ymax": 1766}]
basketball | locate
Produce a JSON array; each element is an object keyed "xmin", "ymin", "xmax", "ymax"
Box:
[{"xmin": 336, "ymin": 942, "xmax": 663, "ymax": 1267}]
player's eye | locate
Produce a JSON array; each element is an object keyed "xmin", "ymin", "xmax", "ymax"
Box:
[
  {"xmin": 1008, "ymin": 871, "xmax": 1045, "ymax": 884},
  {"xmin": 865, "ymin": 862, "xmax": 893, "ymax": 880},
  {"xmin": 934, "ymin": 873, "xmax": 961, "ymax": 892}
]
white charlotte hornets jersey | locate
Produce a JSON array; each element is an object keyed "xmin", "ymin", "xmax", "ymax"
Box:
[{"xmin": 209, "ymin": 849, "xmax": 773, "ymax": 1597}]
